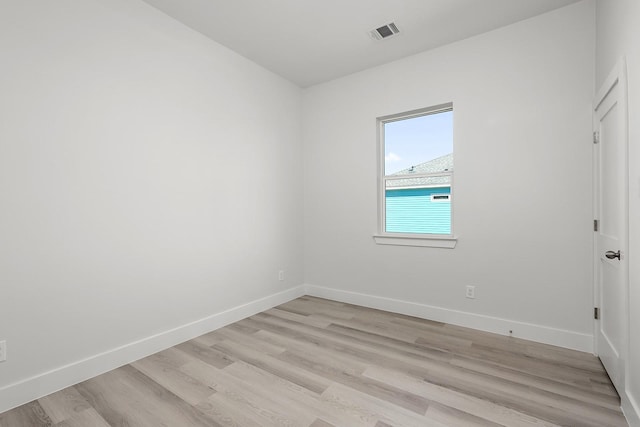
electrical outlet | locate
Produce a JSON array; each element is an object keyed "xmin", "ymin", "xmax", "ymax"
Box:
[
  {"xmin": 0, "ymin": 341, "xmax": 6, "ymax": 362},
  {"xmin": 278, "ymin": 270, "xmax": 285, "ymax": 281},
  {"xmin": 465, "ymin": 286, "xmax": 476, "ymax": 299}
]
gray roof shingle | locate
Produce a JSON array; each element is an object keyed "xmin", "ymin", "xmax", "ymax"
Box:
[{"xmin": 387, "ymin": 153, "xmax": 453, "ymax": 188}]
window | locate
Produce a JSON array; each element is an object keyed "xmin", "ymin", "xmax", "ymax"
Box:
[{"xmin": 375, "ymin": 103, "xmax": 456, "ymax": 248}]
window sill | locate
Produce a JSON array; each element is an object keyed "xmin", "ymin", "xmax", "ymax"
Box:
[{"xmin": 373, "ymin": 234, "xmax": 457, "ymax": 248}]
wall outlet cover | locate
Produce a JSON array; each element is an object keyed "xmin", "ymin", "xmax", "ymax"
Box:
[{"xmin": 465, "ymin": 286, "xmax": 476, "ymax": 299}]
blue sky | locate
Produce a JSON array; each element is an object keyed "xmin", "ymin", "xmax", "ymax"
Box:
[{"xmin": 384, "ymin": 110, "xmax": 453, "ymax": 175}]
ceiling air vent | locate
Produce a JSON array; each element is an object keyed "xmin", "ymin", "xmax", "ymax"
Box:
[{"xmin": 369, "ymin": 22, "xmax": 400, "ymax": 41}]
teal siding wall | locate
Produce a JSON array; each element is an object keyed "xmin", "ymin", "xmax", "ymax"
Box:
[{"xmin": 385, "ymin": 187, "xmax": 451, "ymax": 234}]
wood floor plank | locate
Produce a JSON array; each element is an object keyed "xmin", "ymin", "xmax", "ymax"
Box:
[
  {"xmin": 590, "ymin": 374, "xmax": 620, "ymax": 396},
  {"xmin": 309, "ymin": 419, "xmax": 335, "ymax": 427},
  {"xmin": 279, "ymin": 299, "xmax": 356, "ymax": 320},
  {"xmin": 206, "ymin": 325, "xmax": 288, "ymax": 355},
  {"xmin": 461, "ymin": 341, "xmax": 610, "ymax": 380},
  {"xmin": 321, "ymin": 382, "xmax": 446, "ymax": 427},
  {"xmin": 322, "ymin": 312, "xmax": 608, "ymax": 389},
  {"xmin": 278, "ymin": 350, "xmax": 430, "ymax": 415},
  {"xmin": 323, "ymin": 314, "xmax": 440, "ymax": 345},
  {"xmin": 1, "ymin": 296, "xmax": 627, "ymax": 427},
  {"xmin": 53, "ymin": 408, "xmax": 110, "ymax": 427},
  {"xmin": 363, "ymin": 365, "xmax": 560, "ymax": 427},
  {"xmin": 181, "ymin": 357, "xmax": 316, "ymax": 426},
  {"xmin": 324, "ymin": 322, "xmax": 454, "ymax": 363},
  {"xmin": 131, "ymin": 351, "xmax": 216, "ymax": 405},
  {"xmin": 449, "ymin": 355, "xmax": 622, "ymax": 411},
  {"xmin": 417, "ymin": 361, "xmax": 627, "ymax": 427},
  {"xmin": 224, "ymin": 359, "xmax": 321, "ymax": 402},
  {"xmin": 175, "ymin": 340, "xmax": 236, "ymax": 369},
  {"xmin": 254, "ymin": 310, "xmax": 455, "ymax": 368},
  {"xmin": 192, "ymin": 330, "xmax": 228, "ymax": 347},
  {"xmin": 304, "ymin": 299, "xmax": 604, "ymax": 380},
  {"xmin": 223, "ymin": 360, "xmax": 372, "ymax": 427},
  {"xmin": 195, "ymin": 395, "xmax": 270, "ymax": 427},
  {"xmin": 266, "ymin": 307, "xmax": 333, "ymax": 328},
  {"xmin": 225, "ymin": 363, "xmax": 370, "ymax": 427},
  {"xmin": 76, "ymin": 365, "xmax": 220, "ymax": 427},
  {"xmin": 424, "ymin": 402, "xmax": 504, "ymax": 427},
  {"xmin": 211, "ymin": 338, "xmax": 332, "ymax": 394},
  {"xmin": 0, "ymin": 401, "xmax": 53, "ymax": 427},
  {"xmin": 37, "ymin": 386, "xmax": 91, "ymax": 424},
  {"xmin": 252, "ymin": 327, "xmax": 370, "ymax": 375}
]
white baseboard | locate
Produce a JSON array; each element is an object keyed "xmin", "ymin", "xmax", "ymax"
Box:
[
  {"xmin": 304, "ymin": 284, "xmax": 594, "ymax": 353},
  {"xmin": 0, "ymin": 285, "xmax": 306, "ymax": 415},
  {"xmin": 623, "ymin": 389, "xmax": 640, "ymax": 427}
]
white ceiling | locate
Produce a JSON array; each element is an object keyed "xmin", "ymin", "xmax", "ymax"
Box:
[{"xmin": 142, "ymin": 0, "xmax": 582, "ymax": 87}]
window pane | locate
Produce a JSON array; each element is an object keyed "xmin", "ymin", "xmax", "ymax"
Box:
[
  {"xmin": 385, "ymin": 176, "xmax": 451, "ymax": 235},
  {"xmin": 384, "ymin": 110, "xmax": 453, "ymax": 176},
  {"xmin": 380, "ymin": 106, "xmax": 453, "ymax": 236}
]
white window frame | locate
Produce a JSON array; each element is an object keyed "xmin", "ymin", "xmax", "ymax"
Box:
[{"xmin": 373, "ymin": 103, "xmax": 457, "ymax": 248}]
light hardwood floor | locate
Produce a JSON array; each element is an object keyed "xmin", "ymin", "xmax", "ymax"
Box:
[{"xmin": 0, "ymin": 296, "xmax": 628, "ymax": 427}]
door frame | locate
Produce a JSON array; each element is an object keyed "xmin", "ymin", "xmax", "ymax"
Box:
[{"xmin": 592, "ymin": 57, "xmax": 629, "ymax": 384}]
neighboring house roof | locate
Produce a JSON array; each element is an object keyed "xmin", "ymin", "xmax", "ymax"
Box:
[{"xmin": 387, "ymin": 153, "xmax": 453, "ymax": 188}]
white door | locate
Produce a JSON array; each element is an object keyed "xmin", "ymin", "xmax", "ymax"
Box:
[{"xmin": 594, "ymin": 59, "xmax": 628, "ymax": 393}]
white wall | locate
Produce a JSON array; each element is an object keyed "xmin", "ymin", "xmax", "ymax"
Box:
[
  {"xmin": 0, "ymin": 0, "xmax": 303, "ymax": 410},
  {"xmin": 303, "ymin": 2, "xmax": 595, "ymax": 349},
  {"xmin": 596, "ymin": 1, "xmax": 640, "ymax": 424}
]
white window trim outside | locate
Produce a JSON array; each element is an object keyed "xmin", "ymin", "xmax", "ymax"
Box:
[{"xmin": 375, "ymin": 103, "xmax": 457, "ymax": 249}]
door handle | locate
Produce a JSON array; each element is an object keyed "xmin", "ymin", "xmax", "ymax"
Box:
[{"xmin": 605, "ymin": 250, "xmax": 621, "ymax": 260}]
